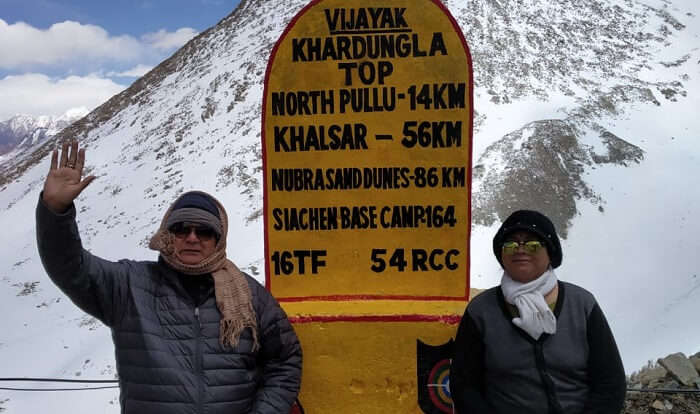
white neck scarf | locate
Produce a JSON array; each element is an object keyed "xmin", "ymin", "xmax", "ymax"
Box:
[{"xmin": 500, "ymin": 268, "xmax": 558, "ymax": 340}]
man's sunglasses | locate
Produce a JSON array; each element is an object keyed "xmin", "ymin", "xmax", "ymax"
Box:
[
  {"xmin": 169, "ymin": 223, "xmax": 217, "ymax": 241},
  {"xmin": 502, "ymin": 240, "xmax": 545, "ymax": 255}
]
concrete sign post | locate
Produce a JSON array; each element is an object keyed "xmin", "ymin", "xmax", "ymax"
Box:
[{"xmin": 262, "ymin": 0, "xmax": 473, "ymax": 412}]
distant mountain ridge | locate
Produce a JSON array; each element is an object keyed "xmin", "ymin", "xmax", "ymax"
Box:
[{"xmin": 0, "ymin": 109, "xmax": 88, "ymax": 157}]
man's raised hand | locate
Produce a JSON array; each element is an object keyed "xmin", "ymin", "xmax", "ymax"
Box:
[{"xmin": 42, "ymin": 140, "xmax": 96, "ymax": 213}]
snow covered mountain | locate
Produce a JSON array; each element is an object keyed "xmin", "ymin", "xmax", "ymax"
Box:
[
  {"xmin": 0, "ymin": 108, "xmax": 87, "ymax": 157},
  {"xmin": 0, "ymin": 0, "xmax": 698, "ymax": 412}
]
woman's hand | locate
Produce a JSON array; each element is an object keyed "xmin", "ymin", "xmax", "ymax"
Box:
[{"xmin": 42, "ymin": 140, "xmax": 96, "ymax": 213}]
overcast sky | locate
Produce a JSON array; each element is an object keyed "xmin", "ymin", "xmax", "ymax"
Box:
[{"xmin": 0, "ymin": 0, "xmax": 241, "ymax": 121}]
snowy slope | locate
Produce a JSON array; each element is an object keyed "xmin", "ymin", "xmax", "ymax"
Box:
[{"xmin": 0, "ymin": 0, "xmax": 699, "ymax": 412}]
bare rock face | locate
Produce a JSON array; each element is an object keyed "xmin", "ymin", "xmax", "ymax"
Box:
[
  {"xmin": 691, "ymin": 355, "xmax": 700, "ymax": 374},
  {"xmin": 472, "ymin": 120, "xmax": 644, "ymax": 237},
  {"xmin": 658, "ymin": 353, "xmax": 700, "ymax": 388},
  {"xmin": 591, "ymin": 131, "xmax": 645, "ymax": 167}
]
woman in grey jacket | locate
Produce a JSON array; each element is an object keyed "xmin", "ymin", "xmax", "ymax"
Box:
[
  {"xmin": 450, "ymin": 210, "xmax": 625, "ymax": 414},
  {"xmin": 37, "ymin": 140, "xmax": 302, "ymax": 414}
]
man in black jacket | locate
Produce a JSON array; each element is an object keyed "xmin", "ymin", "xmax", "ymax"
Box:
[{"xmin": 37, "ymin": 140, "xmax": 302, "ymax": 414}]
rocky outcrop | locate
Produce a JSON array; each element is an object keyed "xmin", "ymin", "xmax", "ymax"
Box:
[
  {"xmin": 472, "ymin": 119, "xmax": 644, "ymax": 237},
  {"xmin": 625, "ymin": 352, "xmax": 700, "ymax": 413},
  {"xmin": 657, "ymin": 353, "xmax": 700, "ymax": 388}
]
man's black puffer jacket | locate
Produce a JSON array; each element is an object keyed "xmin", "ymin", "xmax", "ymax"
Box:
[{"xmin": 36, "ymin": 197, "xmax": 302, "ymax": 414}]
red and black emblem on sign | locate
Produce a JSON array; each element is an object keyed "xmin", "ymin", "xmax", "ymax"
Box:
[
  {"xmin": 289, "ymin": 398, "xmax": 304, "ymax": 414},
  {"xmin": 417, "ymin": 339, "xmax": 454, "ymax": 414}
]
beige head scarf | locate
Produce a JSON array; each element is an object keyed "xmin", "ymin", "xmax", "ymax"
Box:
[{"xmin": 149, "ymin": 190, "xmax": 259, "ymax": 351}]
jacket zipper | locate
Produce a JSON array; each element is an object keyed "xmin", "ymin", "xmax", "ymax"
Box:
[{"xmin": 194, "ymin": 306, "xmax": 204, "ymax": 414}]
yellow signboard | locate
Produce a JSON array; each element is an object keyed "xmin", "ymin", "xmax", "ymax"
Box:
[
  {"xmin": 263, "ymin": 0, "xmax": 473, "ymax": 300},
  {"xmin": 262, "ymin": 0, "xmax": 473, "ymax": 412}
]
